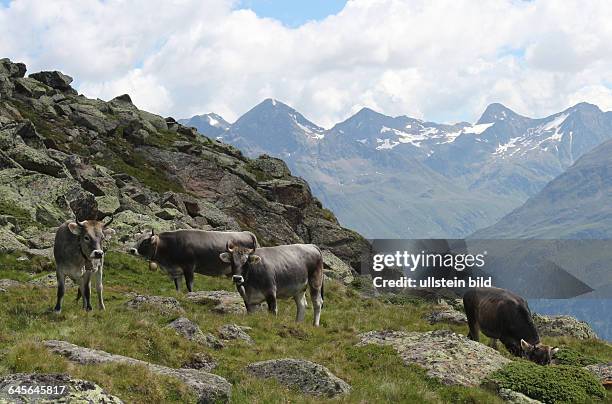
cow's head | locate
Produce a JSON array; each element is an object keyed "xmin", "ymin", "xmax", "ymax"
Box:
[
  {"xmin": 68, "ymin": 217, "xmax": 114, "ymax": 263},
  {"xmin": 219, "ymin": 240, "xmax": 260, "ymax": 285},
  {"xmin": 130, "ymin": 229, "xmax": 159, "ymax": 259},
  {"xmin": 520, "ymin": 339, "xmax": 559, "ymax": 365}
]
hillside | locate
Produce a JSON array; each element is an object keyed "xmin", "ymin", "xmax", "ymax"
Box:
[
  {"xmin": 182, "ymin": 100, "xmax": 612, "ymax": 239},
  {"xmin": 1, "ymin": 58, "xmax": 611, "ymax": 403}
]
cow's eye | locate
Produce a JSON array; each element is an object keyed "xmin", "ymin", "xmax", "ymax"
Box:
[{"xmin": 84, "ymin": 236, "xmax": 90, "ymax": 241}]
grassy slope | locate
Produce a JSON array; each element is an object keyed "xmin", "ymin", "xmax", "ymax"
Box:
[{"xmin": 1, "ymin": 252, "xmax": 611, "ymax": 403}]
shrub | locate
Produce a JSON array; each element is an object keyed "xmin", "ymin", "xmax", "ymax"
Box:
[
  {"xmin": 488, "ymin": 361, "xmax": 605, "ymax": 403},
  {"xmin": 554, "ymin": 347, "xmax": 600, "ymax": 366}
]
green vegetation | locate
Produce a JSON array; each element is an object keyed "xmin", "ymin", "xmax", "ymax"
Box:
[
  {"xmin": 554, "ymin": 346, "xmax": 602, "ymax": 367},
  {"xmin": 488, "ymin": 361, "xmax": 606, "ymax": 403},
  {"xmin": 0, "ymin": 199, "xmax": 36, "ymax": 229},
  {"xmin": 0, "ymin": 251, "xmax": 511, "ymax": 404}
]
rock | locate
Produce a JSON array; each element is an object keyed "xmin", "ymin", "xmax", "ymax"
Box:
[
  {"xmin": 95, "ymin": 195, "xmax": 120, "ymax": 217},
  {"xmin": 246, "ymin": 358, "xmax": 350, "ymax": 398},
  {"xmin": 498, "ymin": 387, "xmax": 543, "ymax": 403},
  {"xmin": 111, "ymin": 94, "xmax": 133, "ymax": 104},
  {"xmin": 0, "ymin": 279, "xmax": 22, "ymax": 288},
  {"xmin": 0, "ymin": 228, "xmax": 28, "ymax": 253},
  {"xmin": 13, "ymin": 77, "xmax": 49, "ymax": 98},
  {"xmin": 533, "ymin": 314, "xmax": 598, "ymax": 340},
  {"xmin": 155, "ymin": 207, "xmax": 183, "ymax": 220},
  {"xmin": 167, "ymin": 317, "xmax": 224, "ymax": 349},
  {"xmin": 181, "ymin": 352, "xmax": 218, "ymax": 372},
  {"xmin": 44, "ymin": 340, "xmax": 231, "ymax": 403},
  {"xmin": 126, "ymin": 295, "xmax": 184, "ymax": 314},
  {"xmin": 29, "ymin": 71, "xmax": 74, "ymax": 92},
  {"xmin": 425, "ymin": 309, "xmax": 467, "ymax": 325},
  {"xmin": 585, "ymin": 362, "xmax": 612, "ymax": 389},
  {"xmin": 0, "ymin": 288, "xmax": 6, "ymax": 293},
  {"xmin": 0, "ymin": 58, "xmax": 26, "ymax": 78},
  {"xmin": 218, "ymin": 324, "xmax": 254, "ymax": 344},
  {"xmin": 186, "ymin": 290, "xmax": 247, "ymax": 314},
  {"xmin": 321, "ymin": 250, "xmax": 354, "ymax": 285},
  {"xmin": 0, "ymin": 373, "xmax": 123, "ymax": 403},
  {"xmin": 28, "ymin": 273, "xmax": 75, "ymax": 288},
  {"xmin": 357, "ymin": 329, "xmax": 510, "ymax": 386},
  {"xmin": 247, "ymin": 155, "xmax": 291, "ymax": 179}
]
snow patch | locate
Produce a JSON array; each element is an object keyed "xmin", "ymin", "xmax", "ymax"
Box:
[
  {"xmin": 376, "ymin": 138, "xmax": 399, "ymax": 150},
  {"xmin": 463, "ymin": 122, "xmax": 494, "ymax": 135}
]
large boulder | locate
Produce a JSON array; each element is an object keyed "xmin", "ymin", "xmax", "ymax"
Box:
[
  {"xmin": 44, "ymin": 340, "xmax": 231, "ymax": 403},
  {"xmin": 126, "ymin": 295, "xmax": 184, "ymax": 315},
  {"xmin": 167, "ymin": 317, "xmax": 224, "ymax": 349},
  {"xmin": 29, "ymin": 71, "xmax": 74, "ymax": 92},
  {"xmin": 533, "ymin": 314, "xmax": 598, "ymax": 340},
  {"xmin": 246, "ymin": 358, "xmax": 351, "ymax": 398},
  {"xmin": 585, "ymin": 362, "xmax": 611, "ymax": 389},
  {"xmin": 0, "ymin": 373, "xmax": 123, "ymax": 403},
  {"xmin": 321, "ymin": 250, "xmax": 354, "ymax": 285},
  {"xmin": 186, "ymin": 290, "xmax": 248, "ymax": 314},
  {"xmin": 0, "ymin": 58, "xmax": 27, "ymax": 78},
  {"xmin": 218, "ymin": 324, "xmax": 254, "ymax": 344},
  {"xmin": 358, "ymin": 329, "xmax": 510, "ymax": 386},
  {"xmin": 425, "ymin": 308, "xmax": 467, "ymax": 325}
]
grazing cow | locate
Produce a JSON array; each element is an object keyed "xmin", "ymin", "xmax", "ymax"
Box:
[
  {"xmin": 54, "ymin": 218, "xmax": 115, "ymax": 313},
  {"xmin": 130, "ymin": 229, "xmax": 258, "ymax": 292},
  {"xmin": 463, "ymin": 287, "xmax": 559, "ymax": 365},
  {"xmin": 220, "ymin": 242, "xmax": 324, "ymax": 326}
]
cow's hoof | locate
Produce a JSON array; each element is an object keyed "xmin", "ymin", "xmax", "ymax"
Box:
[
  {"xmin": 53, "ymin": 309, "xmax": 61, "ymax": 314},
  {"xmin": 99, "ymin": 305, "xmax": 106, "ymax": 311}
]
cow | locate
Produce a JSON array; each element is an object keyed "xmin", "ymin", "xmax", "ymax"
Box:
[
  {"xmin": 130, "ymin": 229, "xmax": 258, "ymax": 292},
  {"xmin": 463, "ymin": 287, "xmax": 559, "ymax": 365},
  {"xmin": 54, "ymin": 218, "xmax": 115, "ymax": 313},
  {"xmin": 220, "ymin": 241, "xmax": 324, "ymax": 326}
]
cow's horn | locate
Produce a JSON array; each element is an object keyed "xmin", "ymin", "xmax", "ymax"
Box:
[
  {"xmin": 151, "ymin": 228, "xmax": 155, "ymax": 236},
  {"xmin": 226, "ymin": 240, "xmax": 234, "ymax": 252},
  {"xmin": 78, "ymin": 220, "xmax": 86, "ymax": 227},
  {"xmin": 103, "ymin": 216, "xmax": 114, "ymax": 228}
]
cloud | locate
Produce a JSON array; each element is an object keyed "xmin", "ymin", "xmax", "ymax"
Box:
[{"xmin": 2, "ymin": 0, "xmax": 612, "ymax": 127}]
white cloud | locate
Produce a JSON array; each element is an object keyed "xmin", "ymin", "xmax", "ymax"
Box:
[{"xmin": 1, "ymin": 0, "xmax": 612, "ymax": 127}]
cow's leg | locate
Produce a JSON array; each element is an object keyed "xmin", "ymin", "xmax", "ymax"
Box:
[
  {"xmin": 95, "ymin": 266, "xmax": 105, "ymax": 310},
  {"xmin": 266, "ymin": 293, "xmax": 278, "ymax": 316},
  {"xmin": 294, "ymin": 292, "xmax": 307, "ymax": 322},
  {"xmin": 309, "ymin": 286, "xmax": 323, "ymax": 327},
  {"xmin": 184, "ymin": 267, "xmax": 194, "ymax": 293},
  {"xmin": 489, "ymin": 338, "xmax": 498, "ymax": 349},
  {"xmin": 465, "ymin": 305, "xmax": 480, "ymax": 341},
  {"xmin": 173, "ymin": 276, "xmax": 180, "ymax": 292},
  {"xmin": 80, "ymin": 271, "xmax": 92, "ymax": 311},
  {"xmin": 54, "ymin": 270, "xmax": 66, "ymax": 313}
]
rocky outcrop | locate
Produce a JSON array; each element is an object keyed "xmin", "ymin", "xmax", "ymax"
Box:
[
  {"xmin": 0, "ymin": 57, "xmax": 368, "ymax": 273},
  {"xmin": 167, "ymin": 317, "xmax": 224, "ymax": 349},
  {"xmin": 186, "ymin": 290, "xmax": 249, "ymax": 314},
  {"xmin": 425, "ymin": 308, "xmax": 467, "ymax": 325},
  {"xmin": 218, "ymin": 324, "xmax": 254, "ymax": 344},
  {"xmin": 498, "ymin": 388, "xmax": 543, "ymax": 404},
  {"xmin": 321, "ymin": 250, "xmax": 354, "ymax": 285},
  {"xmin": 246, "ymin": 359, "xmax": 351, "ymax": 398},
  {"xmin": 44, "ymin": 340, "xmax": 231, "ymax": 403},
  {"xmin": 181, "ymin": 353, "xmax": 218, "ymax": 372},
  {"xmin": 533, "ymin": 314, "xmax": 598, "ymax": 340},
  {"xmin": 586, "ymin": 362, "xmax": 611, "ymax": 389},
  {"xmin": 0, "ymin": 373, "xmax": 123, "ymax": 403},
  {"xmin": 358, "ymin": 330, "xmax": 510, "ymax": 386},
  {"xmin": 126, "ymin": 295, "xmax": 184, "ymax": 314}
]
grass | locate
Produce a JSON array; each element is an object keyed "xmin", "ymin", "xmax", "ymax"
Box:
[{"xmin": 0, "ymin": 251, "xmax": 524, "ymax": 403}]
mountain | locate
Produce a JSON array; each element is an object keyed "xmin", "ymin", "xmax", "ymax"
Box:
[
  {"xmin": 472, "ymin": 137, "xmax": 612, "ymax": 239},
  {"xmin": 178, "ymin": 112, "xmax": 230, "ymax": 139},
  {"xmin": 0, "ymin": 58, "xmax": 368, "ymax": 270},
  {"xmin": 183, "ymin": 100, "xmax": 612, "ymax": 238}
]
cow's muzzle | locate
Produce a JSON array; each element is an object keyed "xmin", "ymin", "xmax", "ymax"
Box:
[
  {"xmin": 91, "ymin": 250, "xmax": 104, "ymax": 259},
  {"xmin": 129, "ymin": 248, "xmax": 138, "ymax": 255},
  {"xmin": 232, "ymin": 275, "xmax": 244, "ymax": 285}
]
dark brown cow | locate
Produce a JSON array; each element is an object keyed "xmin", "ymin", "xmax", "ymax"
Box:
[
  {"xmin": 220, "ymin": 242, "xmax": 324, "ymax": 326},
  {"xmin": 131, "ymin": 229, "xmax": 258, "ymax": 292},
  {"xmin": 463, "ymin": 287, "xmax": 558, "ymax": 365}
]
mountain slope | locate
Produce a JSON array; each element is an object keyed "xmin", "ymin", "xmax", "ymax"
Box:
[
  {"xmin": 184, "ymin": 100, "xmax": 612, "ymax": 238},
  {"xmin": 178, "ymin": 112, "xmax": 230, "ymax": 139},
  {"xmin": 0, "ymin": 58, "xmax": 368, "ymax": 269},
  {"xmin": 472, "ymin": 137, "xmax": 612, "ymax": 239}
]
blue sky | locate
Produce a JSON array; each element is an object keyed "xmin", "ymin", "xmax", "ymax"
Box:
[{"xmin": 236, "ymin": 0, "xmax": 347, "ymax": 27}]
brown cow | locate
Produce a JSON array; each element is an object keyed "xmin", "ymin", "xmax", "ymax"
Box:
[{"xmin": 463, "ymin": 287, "xmax": 558, "ymax": 365}]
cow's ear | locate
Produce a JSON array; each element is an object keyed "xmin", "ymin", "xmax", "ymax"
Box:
[
  {"xmin": 520, "ymin": 339, "xmax": 532, "ymax": 352},
  {"xmin": 103, "ymin": 228, "xmax": 115, "ymax": 240},
  {"xmin": 248, "ymin": 255, "xmax": 261, "ymax": 264},
  {"xmin": 68, "ymin": 222, "xmax": 82, "ymax": 235},
  {"xmin": 219, "ymin": 252, "xmax": 231, "ymax": 263},
  {"xmin": 151, "ymin": 235, "xmax": 159, "ymax": 245},
  {"xmin": 550, "ymin": 347, "xmax": 559, "ymax": 356}
]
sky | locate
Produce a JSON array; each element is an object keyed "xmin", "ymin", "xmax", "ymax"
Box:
[{"xmin": 1, "ymin": 0, "xmax": 612, "ymax": 128}]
